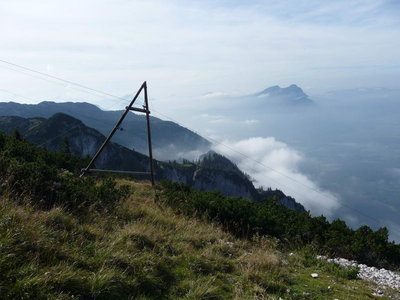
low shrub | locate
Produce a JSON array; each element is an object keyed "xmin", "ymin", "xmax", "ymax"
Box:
[
  {"xmin": 0, "ymin": 132, "xmax": 130, "ymax": 214},
  {"xmin": 160, "ymin": 181, "xmax": 400, "ymax": 269}
]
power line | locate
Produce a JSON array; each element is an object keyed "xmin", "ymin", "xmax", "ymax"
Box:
[
  {"xmin": 0, "ymin": 59, "xmax": 390, "ymax": 228},
  {"xmin": 0, "ymin": 63, "xmax": 129, "ymax": 110},
  {"xmin": 0, "ymin": 59, "xmax": 319, "ymax": 197},
  {"xmin": 0, "ymin": 81, "xmax": 316, "ymax": 211},
  {"xmin": 0, "ymin": 59, "xmax": 124, "ymax": 101},
  {"xmin": 0, "ymin": 86, "xmax": 311, "ymax": 210},
  {"xmin": 0, "ymin": 61, "xmax": 137, "ymax": 147},
  {"xmin": 0, "ymin": 63, "xmax": 326, "ymax": 207},
  {"xmin": 149, "ymin": 110, "xmax": 382, "ymax": 225}
]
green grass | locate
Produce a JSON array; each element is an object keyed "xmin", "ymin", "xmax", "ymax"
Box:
[
  {"xmin": 284, "ymin": 251, "xmax": 389, "ymax": 300},
  {"xmin": 0, "ymin": 179, "xmax": 398, "ymax": 299}
]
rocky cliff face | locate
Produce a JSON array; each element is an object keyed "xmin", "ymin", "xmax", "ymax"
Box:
[
  {"xmin": 193, "ymin": 151, "xmax": 259, "ymax": 199},
  {"xmin": 159, "ymin": 152, "xmax": 258, "ymax": 200},
  {"xmin": 276, "ymin": 196, "xmax": 306, "ymax": 213},
  {"xmin": 157, "ymin": 151, "xmax": 306, "ymax": 213},
  {"xmin": 258, "ymin": 188, "xmax": 306, "ymax": 213}
]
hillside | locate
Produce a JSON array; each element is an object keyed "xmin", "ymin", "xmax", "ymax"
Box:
[
  {"xmin": 3, "ymin": 181, "xmax": 399, "ymax": 300},
  {"xmin": 0, "ymin": 133, "xmax": 399, "ymax": 299},
  {"xmin": 0, "ymin": 113, "xmax": 151, "ymax": 172},
  {"xmin": 0, "ymin": 114, "xmax": 305, "ymax": 211},
  {"xmin": 0, "ymin": 101, "xmax": 211, "ymax": 160}
]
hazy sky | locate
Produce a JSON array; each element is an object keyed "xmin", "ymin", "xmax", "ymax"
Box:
[
  {"xmin": 0, "ymin": 0, "xmax": 399, "ymax": 111},
  {"xmin": 1, "ymin": 0, "xmax": 400, "ymax": 237}
]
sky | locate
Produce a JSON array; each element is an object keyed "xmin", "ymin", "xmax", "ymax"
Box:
[
  {"xmin": 0, "ymin": 0, "xmax": 399, "ymax": 111},
  {"xmin": 1, "ymin": 0, "xmax": 400, "ymax": 235}
]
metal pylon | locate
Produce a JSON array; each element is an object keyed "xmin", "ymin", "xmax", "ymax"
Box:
[{"xmin": 80, "ymin": 81, "xmax": 155, "ymax": 185}]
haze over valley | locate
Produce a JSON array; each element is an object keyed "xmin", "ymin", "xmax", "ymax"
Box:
[
  {"xmin": 1, "ymin": 84, "xmax": 399, "ymax": 241},
  {"xmin": 2, "ymin": 1, "xmax": 400, "ymax": 298},
  {"xmin": 1, "ymin": 0, "xmax": 399, "ymax": 240},
  {"xmin": 169, "ymin": 85, "xmax": 400, "ymax": 240}
]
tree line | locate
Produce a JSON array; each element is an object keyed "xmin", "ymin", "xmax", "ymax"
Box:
[{"xmin": 160, "ymin": 181, "xmax": 400, "ymax": 270}]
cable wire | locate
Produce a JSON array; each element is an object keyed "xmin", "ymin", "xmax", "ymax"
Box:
[{"xmin": 0, "ymin": 58, "xmax": 391, "ymax": 229}]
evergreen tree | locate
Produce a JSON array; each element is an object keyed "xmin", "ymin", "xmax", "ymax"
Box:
[
  {"xmin": 60, "ymin": 137, "xmax": 71, "ymax": 154},
  {"xmin": 12, "ymin": 129, "xmax": 23, "ymax": 141}
]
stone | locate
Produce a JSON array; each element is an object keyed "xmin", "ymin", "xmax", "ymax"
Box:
[{"xmin": 317, "ymin": 255, "xmax": 400, "ymax": 290}]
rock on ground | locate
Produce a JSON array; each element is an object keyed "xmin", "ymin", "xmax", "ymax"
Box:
[{"xmin": 317, "ymin": 255, "xmax": 400, "ymax": 291}]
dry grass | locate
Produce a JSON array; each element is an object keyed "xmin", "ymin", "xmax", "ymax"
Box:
[{"xmin": 0, "ymin": 179, "xmax": 392, "ymax": 299}]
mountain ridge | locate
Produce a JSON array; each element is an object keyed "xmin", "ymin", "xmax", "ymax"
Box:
[
  {"xmin": 0, "ymin": 113, "xmax": 306, "ymax": 212},
  {"xmin": 0, "ymin": 101, "xmax": 211, "ymax": 160}
]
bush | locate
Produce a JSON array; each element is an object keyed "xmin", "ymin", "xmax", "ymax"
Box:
[
  {"xmin": 160, "ymin": 181, "xmax": 400, "ymax": 269},
  {"xmin": 0, "ymin": 132, "xmax": 130, "ymax": 214}
]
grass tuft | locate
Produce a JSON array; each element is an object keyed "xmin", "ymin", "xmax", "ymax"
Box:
[{"xmin": 0, "ymin": 179, "xmax": 396, "ymax": 299}]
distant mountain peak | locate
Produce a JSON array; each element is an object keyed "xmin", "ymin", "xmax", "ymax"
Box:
[
  {"xmin": 261, "ymin": 85, "xmax": 281, "ymax": 94},
  {"xmin": 286, "ymin": 84, "xmax": 303, "ymax": 92},
  {"xmin": 255, "ymin": 84, "xmax": 313, "ymax": 105},
  {"xmin": 258, "ymin": 84, "xmax": 305, "ymax": 96}
]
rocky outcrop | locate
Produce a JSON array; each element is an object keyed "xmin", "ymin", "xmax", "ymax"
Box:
[
  {"xmin": 192, "ymin": 169, "xmax": 255, "ymax": 199},
  {"xmin": 258, "ymin": 188, "xmax": 306, "ymax": 212},
  {"xmin": 276, "ymin": 196, "xmax": 306, "ymax": 213},
  {"xmin": 317, "ymin": 256, "xmax": 400, "ymax": 291},
  {"xmin": 159, "ymin": 151, "xmax": 259, "ymax": 199}
]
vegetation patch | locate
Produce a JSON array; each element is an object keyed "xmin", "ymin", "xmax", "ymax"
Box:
[
  {"xmin": 160, "ymin": 181, "xmax": 400, "ymax": 270},
  {"xmin": 0, "ymin": 132, "xmax": 398, "ymax": 299}
]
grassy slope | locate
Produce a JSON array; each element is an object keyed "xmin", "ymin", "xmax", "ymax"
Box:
[{"xmin": 0, "ymin": 179, "xmax": 397, "ymax": 300}]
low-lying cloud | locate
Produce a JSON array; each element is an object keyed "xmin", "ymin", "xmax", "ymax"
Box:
[
  {"xmin": 213, "ymin": 137, "xmax": 340, "ymax": 217},
  {"xmin": 153, "ymin": 144, "xmax": 206, "ymax": 162}
]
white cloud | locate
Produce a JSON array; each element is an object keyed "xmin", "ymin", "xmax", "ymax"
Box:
[
  {"xmin": 0, "ymin": 0, "xmax": 399, "ymax": 112},
  {"xmin": 198, "ymin": 113, "xmax": 230, "ymax": 124},
  {"xmin": 244, "ymin": 119, "xmax": 259, "ymax": 125},
  {"xmin": 200, "ymin": 92, "xmax": 231, "ymax": 99},
  {"xmin": 343, "ymin": 214, "xmax": 359, "ymax": 227},
  {"xmin": 213, "ymin": 137, "xmax": 340, "ymax": 216}
]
